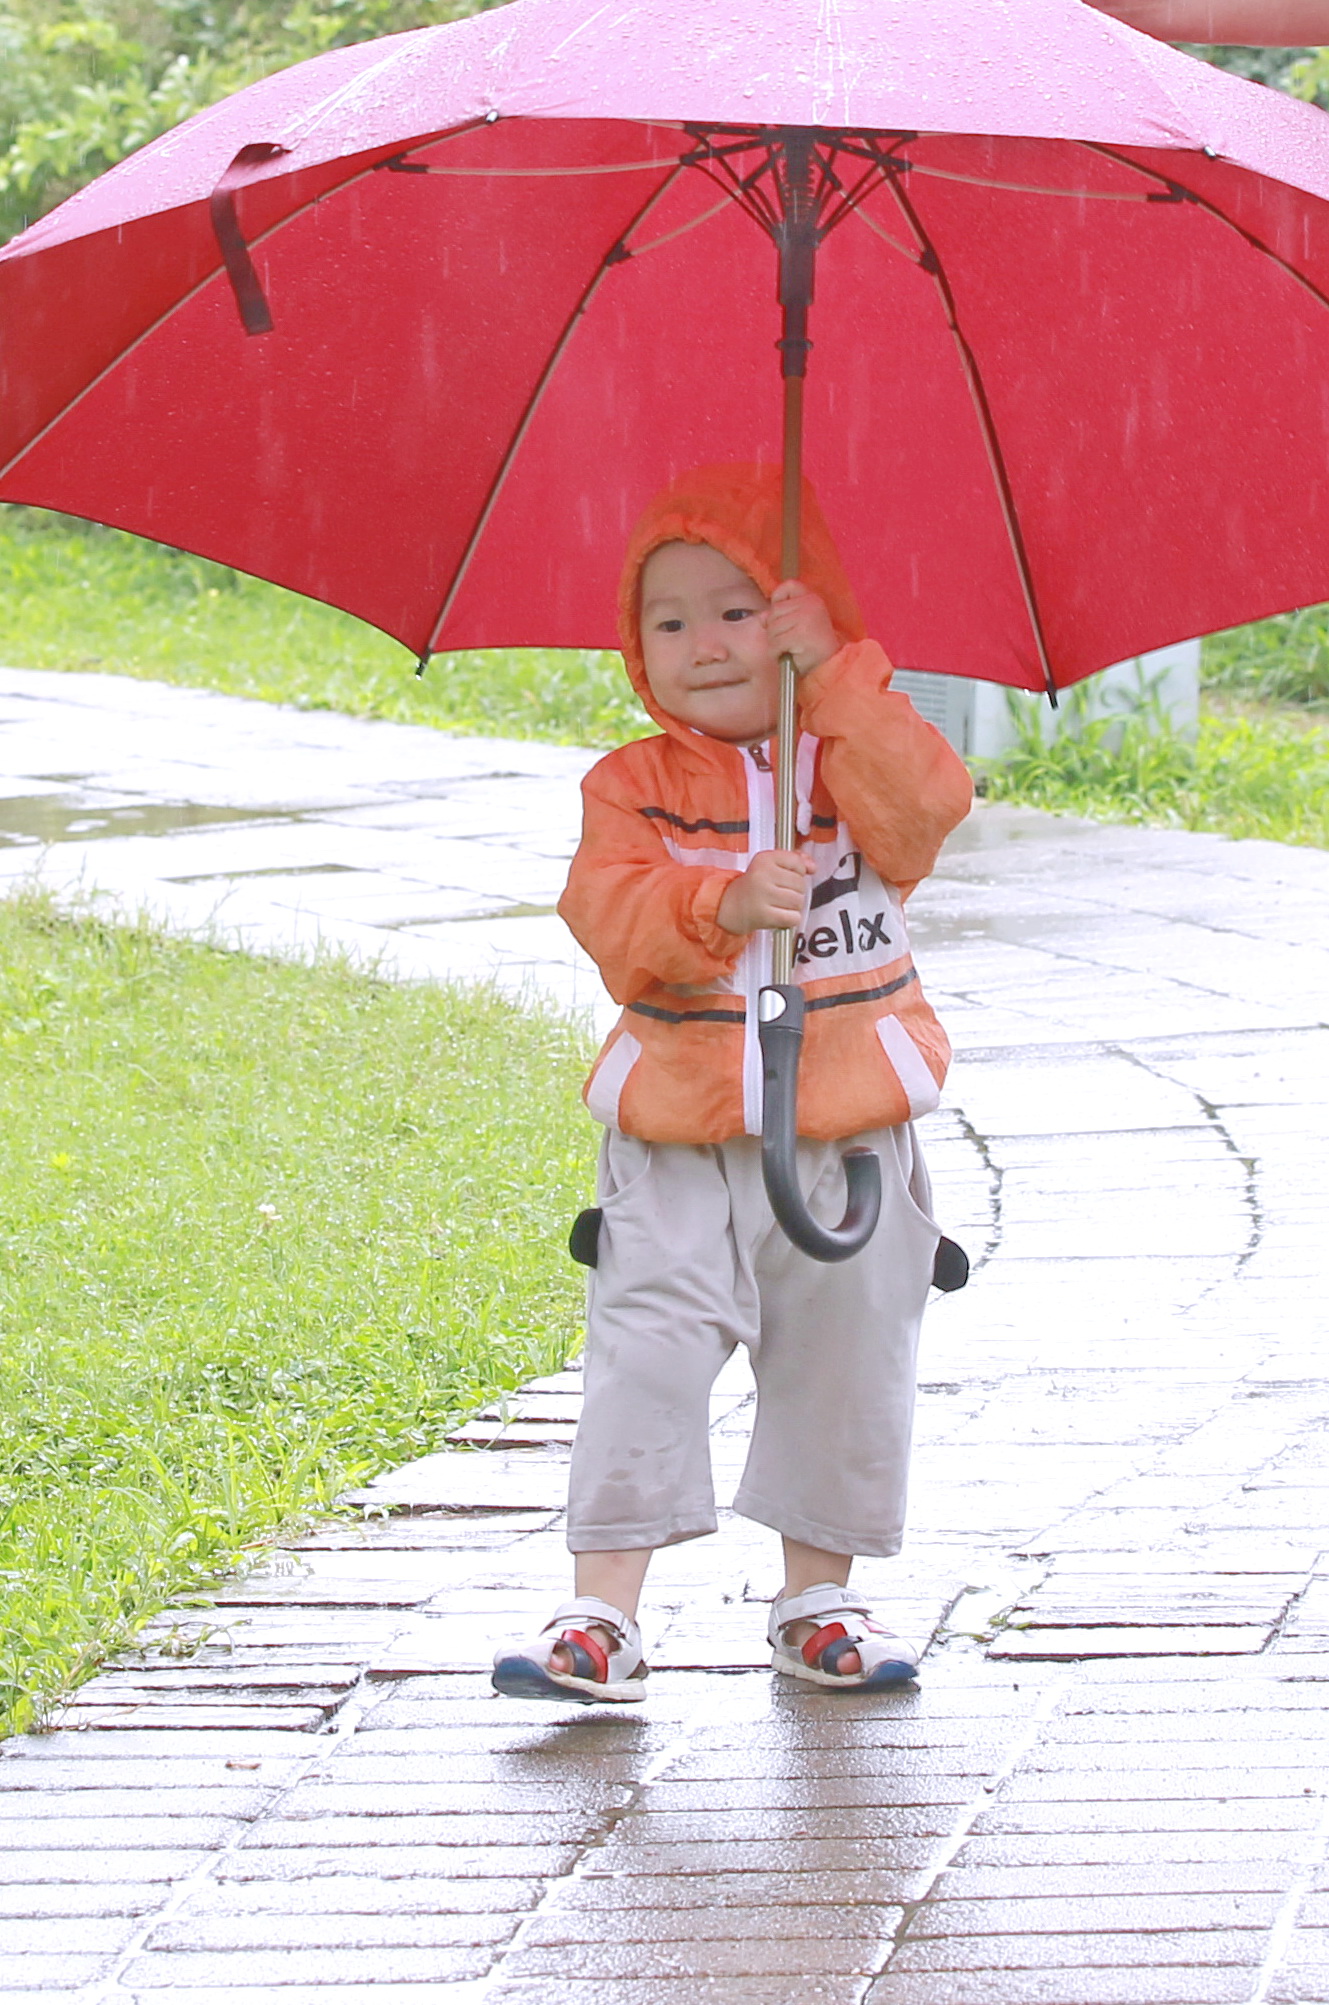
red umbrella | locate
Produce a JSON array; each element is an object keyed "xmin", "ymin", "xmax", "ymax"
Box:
[
  {"xmin": 5, "ymin": 0, "xmax": 1329, "ymax": 1253},
  {"xmin": 5, "ymin": 0, "xmax": 1329, "ymax": 689}
]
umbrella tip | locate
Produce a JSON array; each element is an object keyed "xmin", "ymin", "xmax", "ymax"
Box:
[{"xmin": 415, "ymin": 652, "xmax": 430, "ymax": 679}]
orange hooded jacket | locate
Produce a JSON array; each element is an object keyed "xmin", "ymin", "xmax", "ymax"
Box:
[{"xmin": 557, "ymin": 465, "xmax": 973, "ymax": 1144}]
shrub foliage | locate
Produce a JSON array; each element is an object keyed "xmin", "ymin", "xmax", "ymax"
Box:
[{"xmin": 0, "ymin": 0, "xmax": 501, "ymax": 244}]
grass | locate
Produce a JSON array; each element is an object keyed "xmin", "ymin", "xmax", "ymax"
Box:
[
  {"xmin": 1204, "ymin": 605, "xmax": 1329, "ymax": 712},
  {"xmin": 0, "ymin": 504, "xmax": 652, "ymax": 749},
  {"xmin": 980, "ymin": 681, "xmax": 1329, "ymax": 848},
  {"xmin": 0, "ymin": 887, "xmax": 598, "ymax": 1736}
]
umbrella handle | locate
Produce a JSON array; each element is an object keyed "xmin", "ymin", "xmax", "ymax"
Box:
[{"xmin": 758, "ymin": 983, "xmax": 882, "ymax": 1261}]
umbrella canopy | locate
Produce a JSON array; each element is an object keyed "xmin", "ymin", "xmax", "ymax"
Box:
[{"xmin": 4, "ymin": 0, "xmax": 1329, "ymax": 692}]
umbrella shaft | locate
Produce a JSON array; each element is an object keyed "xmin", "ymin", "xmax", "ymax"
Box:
[{"xmin": 773, "ymin": 369, "xmax": 804, "ymax": 985}]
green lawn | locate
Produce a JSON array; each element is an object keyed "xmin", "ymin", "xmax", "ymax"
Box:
[
  {"xmin": 0, "ymin": 504, "xmax": 652, "ymax": 749},
  {"xmin": 0, "ymin": 889, "xmax": 597, "ymax": 1736}
]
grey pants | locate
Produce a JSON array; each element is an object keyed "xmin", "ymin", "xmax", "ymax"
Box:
[{"xmin": 567, "ymin": 1125, "xmax": 940, "ymax": 1559}]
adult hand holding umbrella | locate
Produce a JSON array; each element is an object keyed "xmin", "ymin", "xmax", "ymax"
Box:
[
  {"xmin": 5, "ymin": 0, "xmax": 1329, "ymax": 1257},
  {"xmin": 1089, "ymin": 0, "xmax": 1329, "ymax": 37}
]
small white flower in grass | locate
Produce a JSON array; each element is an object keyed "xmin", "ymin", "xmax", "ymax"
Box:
[{"xmin": 257, "ymin": 1202, "xmax": 281, "ymax": 1226}]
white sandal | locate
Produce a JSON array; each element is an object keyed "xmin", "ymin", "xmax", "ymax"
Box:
[
  {"xmin": 492, "ymin": 1595, "xmax": 650, "ymax": 1705},
  {"xmin": 769, "ymin": 1582, "xmax": 921, "ymax": 1689}
]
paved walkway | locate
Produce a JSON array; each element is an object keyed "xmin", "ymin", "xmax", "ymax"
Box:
[{"xmin": 2, "ymin": 668, "xmax": 1329, "ymax": 2004}]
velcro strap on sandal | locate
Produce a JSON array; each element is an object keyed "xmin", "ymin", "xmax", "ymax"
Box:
[
  {"xmin": 558, "ymin": 1628, "xmax": 608, "ymax": 1684},
  {"xmin": 549, "ymin": 1596, "xmax": 633, "ymax": 1647},
  {"xmin": 802, "ymin": 1621, "xmax": 849, "ymax": 1670},
  {"xmin": 770, "ymin": 1582, "xmax": 872, "ymax": 1639},
  {"xmin": 819, "ymin": 1633, "xmax": 869, "ymax": 1677}
]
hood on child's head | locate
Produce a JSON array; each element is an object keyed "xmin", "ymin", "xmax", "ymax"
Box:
[{"xmin": 617, "ymin": 463, "xmax": 866, "ymax": 736}]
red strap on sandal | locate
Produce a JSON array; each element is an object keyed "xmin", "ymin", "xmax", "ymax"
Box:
[
  {"xmin": 560, "ymin": 1628, "xmax": 609, "ymax": 1684},
  {"xmin": 802, "ymin": 1621, "xmax": 849, "ymax": 1669}
]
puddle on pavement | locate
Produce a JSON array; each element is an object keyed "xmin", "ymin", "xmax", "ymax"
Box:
[
  {"xmin": 0, "ymin": 793, "xmax": 298, "ymax": 847},
  {"xmin": 374, "ymin": 902, "xmax": 559, "ymax": 931},
  {"xmin": 166, "ymin": 862, "xmax": 360, "ymax": 884}
]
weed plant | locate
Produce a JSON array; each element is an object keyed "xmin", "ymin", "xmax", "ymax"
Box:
[
  {"xmin": 0, "ymin": 888, "xmax": 597, "ymax": 1736},
  {"xmin": 1203, "ymin": 605, "xmax": 1329, "ymax": 711},
  {"xmin": 982, "ymin": 679, "xmax": 1329, "ymax": 847},
  {"xmin": 0, "ymin": 505, "xmax": 652, "ymax": 748}
]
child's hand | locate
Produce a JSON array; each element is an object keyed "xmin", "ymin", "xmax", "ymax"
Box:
[
  {"xmin": 717, "ymin": 848, "xmax": 815, "ymax": 934},
  {"xmin": 765, "ymin": 580, "xmax": 838, "ymax": 675}
]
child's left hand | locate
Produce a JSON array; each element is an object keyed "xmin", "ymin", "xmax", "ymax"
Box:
[{"xmin": 765, "ymin": 580, "xmax": 838, "ymax": 675}]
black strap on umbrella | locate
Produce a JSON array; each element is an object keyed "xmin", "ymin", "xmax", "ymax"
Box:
[{"xmin": 210, "ymin": 142, "xmax": 289, "ymax": 336}]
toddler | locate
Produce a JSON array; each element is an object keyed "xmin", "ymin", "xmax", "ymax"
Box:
[{"xmin": 493, "ymin": 464, "xmax": 972, "ymax": 1701}]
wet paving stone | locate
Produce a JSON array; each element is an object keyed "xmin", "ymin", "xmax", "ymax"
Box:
[
  {"xmin": 187, "ymin": 1872, "xmax": 543, "ymax": 1915},
  {"xmin": 904, "ymin": 1892, "xmax": 1282, "ymax": 1934},
  {"xmin": 971, "ymin": 1800, "xmax": 1326, "ymax": 1833},
  {"xmin": 488, "ymin": 1983, "xmax": 870, "ymax": 2005},
  {"xmin": 1268, "ymin": 1977, "xmax": 1329, "ymax": 2005},
  {"xmin": 500, "ymin": 1937, "xmax": 885, "ymax": 1977},
  {"xmin": 215, "ymin": 1845, "xmax": 579, "ymax": 1881},
  {"xmin": 145, "ymin": 1911, "xmax": 519, "ymax": 1950},
  {"xmin": 520, "ymin": 1902, "xmax": 902, "ymax": 1944},
  {"xmin": 863, "ymin": 1972, "xmax": 1255, "ymax": 2003},
  {"xmin": 0, "ymin": 1882, "xmax": 175, "ymax": 1918},
  {"xmin": 579, "ymin": 1837, "xmax": 944, "ymax": 1878},
  {"xmin": 0, "ymin": 1950, "xmax": 122, "ymax": 1991},
  {"xmin": 120, "ymin": 1945, "xmax": 495, "ymax": 1986},
  {"xmin": 602, "ymin": 1806, "xmax": 960, "ymax": 1842},
  {"xmin": 953, "ymin": 1832, "xmax": 1315, "ymax": 1868},
  {"xmin": 0, "ymin": 1917, "xmax": 143, "ymax": 1955},
  {"xmin": 887, "ymin": 1926, "xmax": 1266, "ymax": 1970},
  {"xmin": 546, "ymin": 1867, "xmax": 925, "ymax": 1908},
  {"xmin": 937, "ymin": 1862, "xmax": 1296, "ymax": 1898},
  {"xmin": 241, "ymin": 1813, "xmax": 607, "ymax": 1848}
]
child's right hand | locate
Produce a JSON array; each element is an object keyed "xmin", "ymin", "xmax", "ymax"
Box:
[{"xmin": 716, "ymin": 849, "xmax": 814, "ymax": 935}]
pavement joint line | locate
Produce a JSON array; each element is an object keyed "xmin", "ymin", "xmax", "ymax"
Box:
[
  {"xmin": 933, "ymin": 904, "xmax": 1327, "ymax": 1019},
  {"xmin": 938, "ymin": 1562, "xmax": 1049, "ymax": 1647},
  {"xmin": 868, "ymin": 1667, "xmax": 1075, "ymax": 1986},
  {"xmin": 945, "ymin": 1109, "xmax": 1003, "ymax": 1274},
  {"xmin": 1245, "ymin": 1783, "xmax": 1329, "ymax": 2003},
  {"xmin": 72, "ymin": 1669, "xmax": 377, "ymax": 2004},
  {"xmin": 1045, "ymin": 1039, "xmax": 1254, "ymax": 1317},
  {"xmin": 1120, "ymin": 1043, "xmax": 1265, "ymax": 1282},
  {"xmin": 470, "ymin": 1677, "xmax": 758, "ymax": 1998},
  {"xmin": 947, "ymin": 1021, "xmax": 1329, "ymax": 1063}
]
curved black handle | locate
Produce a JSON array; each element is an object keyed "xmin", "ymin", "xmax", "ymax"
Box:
[{"xmin": 758, "ymin": 983, "xmax": 882, "ymax": 1262}]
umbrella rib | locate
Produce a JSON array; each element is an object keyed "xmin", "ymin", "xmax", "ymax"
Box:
[
  {"xmin": 1083, "ymin": 142, "xmax": 1329, "ymax": 319},
  {"xmin": 849, "ymin": 203, "xmax": 928, "ymax": 270},
  {"xmin": 879, "ymin": 176, "xmax": 1059, "ymax": 703},
  {"xmin": 396, "ymin": 158, "xmax": 688, "ymax": 177},
  {"xmin": 629, "ymin": 193, "xmax": 736, "ymax": 260},
  {"xmin": 904, "ymin": 161, "xmax": 1150, "ymax": 203},
  {"xmin": 420, "ymin": 163, "xmax": 688, "ymax": 661}
]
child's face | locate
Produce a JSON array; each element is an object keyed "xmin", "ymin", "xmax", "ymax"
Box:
[{"xmin": 638, "ymin": 541, "xmax": 779, "ymax": 743}]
